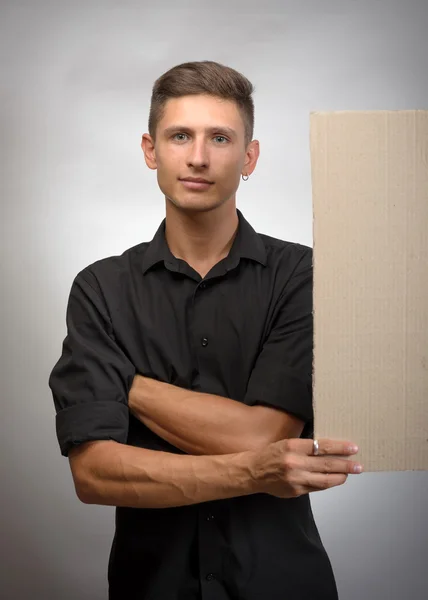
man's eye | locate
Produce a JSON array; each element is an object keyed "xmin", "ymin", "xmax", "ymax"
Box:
[{"xmin": 172, "ymin": 133, "xmax": 229, "ymax": 143}]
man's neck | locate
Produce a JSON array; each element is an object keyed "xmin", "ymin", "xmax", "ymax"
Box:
[{"xmin": 164, "ymin": 199, "xmax": 239, "ymax": 278}]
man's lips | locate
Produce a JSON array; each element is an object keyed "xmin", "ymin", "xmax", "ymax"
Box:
[
  {"xmin": 180, "ymin": 178, "xmax": 213, "ymax": 184},
  {"xmin": 179, "ymin": 179, "xmax": 214, "ymax": 190}
]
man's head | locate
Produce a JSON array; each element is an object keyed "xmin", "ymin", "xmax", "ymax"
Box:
[{"xmin": 141, "ymin": 61, "xmax": 260, "ymax": 213}]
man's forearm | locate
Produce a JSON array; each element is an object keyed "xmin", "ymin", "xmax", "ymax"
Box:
[
  {"xmin": 71, "ymin": 440, "xmax": 260, "ymax": 509},
  {"xmin": 128, "ymin": 376, "xmax": 267, "ymax": 455}
]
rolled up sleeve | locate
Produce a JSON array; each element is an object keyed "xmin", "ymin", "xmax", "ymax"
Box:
[
  {"xmin": 244, "ymin": 248, "xmax": 313, "ymax": 426},
  {"xmin": 49, "ymin": 270, "xmax": 136, "ymax": 457}
]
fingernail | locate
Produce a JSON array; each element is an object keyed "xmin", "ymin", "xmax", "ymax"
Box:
[
  {"xmin": 353, "ymin": 464, "xmax": 363, "ymax": 474},
  {"xmin": 348, "ymin": 445, "xmax": 359, "ymax": 453}
]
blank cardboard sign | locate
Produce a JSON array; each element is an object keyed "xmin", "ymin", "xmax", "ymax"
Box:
[{"xmin": 310, "ymin": 110, "xmax": 428, "ymax": 472}]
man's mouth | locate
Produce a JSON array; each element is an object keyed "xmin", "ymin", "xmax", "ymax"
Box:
[{"xmin": 179, "ymin": 178, "xmax": 214, "ymax": 190}]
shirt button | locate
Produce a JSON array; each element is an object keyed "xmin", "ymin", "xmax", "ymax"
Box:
[
  {"xmin": 206, "ymin": 514, "xmax": 214, "ymax": 521},
  {"xmin": 206, "ymin": 573, "xmax": 215, "ymax": 581},
  {"xmin": 200, "ymin": 282, "xmax": 206, "ymax": 289},
  {"xmin": 201, "ymin": 337, "xmax": 208, "ymax": 347}
]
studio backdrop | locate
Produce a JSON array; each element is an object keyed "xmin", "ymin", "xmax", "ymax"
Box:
[{"xmin": 1, "ymin": 1, "xmax": 427, "ymax": 598}]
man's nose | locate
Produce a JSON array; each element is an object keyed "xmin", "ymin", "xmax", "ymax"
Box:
[{"xmin": 187, "ymin": 139, "xmax": 209, "ymax": 168}]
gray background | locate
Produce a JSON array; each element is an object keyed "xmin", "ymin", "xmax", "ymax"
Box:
[{"xmin": 1, "ymin": 0, "xmax": 427, "ymax": 598}]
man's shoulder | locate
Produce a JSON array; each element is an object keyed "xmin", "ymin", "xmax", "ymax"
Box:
[
  {"xmin": 257, "ymin": 231, "xmax": 312, "ymax": 269},
  {"xmin": 73, "ymin": 241, "xmax": 150, "ymax": 286}
]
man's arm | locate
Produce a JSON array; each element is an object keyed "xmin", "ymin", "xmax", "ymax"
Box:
[
  {"xmin": 69, "ymin": 439, "xmax": 259, "ymax": 508},
  {"xmin": 49, "ymin": 270, "xmax": 136, "ymax": 458},
  {"xmin": 129, "ymin": 376, "xmax": 304, "ymax": 455},
  {"xmin": 129, "ymin": 247, "xmax": 313, "ymax": 456},
  {"xmin": 69, "ymin": 437, "xmax": 360, "ymax": 509}
]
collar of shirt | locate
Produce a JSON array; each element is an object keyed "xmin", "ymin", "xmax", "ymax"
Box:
[{"xmin": 140, "ymin": 209, "xmax": 267, "ymax": 276}]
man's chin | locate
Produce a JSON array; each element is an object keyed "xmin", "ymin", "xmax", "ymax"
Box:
[{"xmin": 165, "ymin": 195, "xmax": 225, "ymax": 213}]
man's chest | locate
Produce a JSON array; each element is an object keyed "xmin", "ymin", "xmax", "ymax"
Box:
[{"xmin": 105, "ymin": 269, "xmax": 277, "ymax": 402}]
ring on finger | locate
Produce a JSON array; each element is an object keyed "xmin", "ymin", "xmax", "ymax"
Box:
[{"xmin": 313, "ymin": 439, "xmax": 320, "ymax": 456}]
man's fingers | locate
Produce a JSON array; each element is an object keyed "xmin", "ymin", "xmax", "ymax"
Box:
[
  {"xmin": 281, "ymin": 438, "xmax": 364, "ymax": 475},
  {"xmin": 314, "ymin": 438, "xmax": 359, "ymax": 456},
  {"xmin": 318, "ymin": 438, "xmax": 359, "ymax": 457},
  {"xmin": 306, "ymin": 456, "xmax": 363, "ymax": 475},
  {"xmin": 286, "ymin": 438, "xmax": 359, "ymax": 457}
]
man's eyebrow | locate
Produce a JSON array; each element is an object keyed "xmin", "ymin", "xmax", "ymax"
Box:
[{"xmin": 162, "ymin": 125, "xmax": 238, "ymax": 138}]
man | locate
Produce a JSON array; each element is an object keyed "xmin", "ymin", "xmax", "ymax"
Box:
[{"xmin": 49, "ymin": 60, "xmax": 362, "ymax": 600}]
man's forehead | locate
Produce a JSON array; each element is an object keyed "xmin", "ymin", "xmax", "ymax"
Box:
[
  {"xmin": 160, "ymin": 96, "xmax": 244, "ymax": 132},
  {"xmin": 163, "ymin": 95, "xmax": 240, "ymax": 117}
]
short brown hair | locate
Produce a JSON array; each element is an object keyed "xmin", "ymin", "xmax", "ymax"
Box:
[{"xmin": 148, "ymin": 60, "xmax": 255, "ymax": 146}]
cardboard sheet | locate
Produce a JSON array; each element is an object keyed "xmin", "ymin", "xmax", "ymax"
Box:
[{"xmin": 310, "ymin": 110, "xmax": 428, "ymax": 472}]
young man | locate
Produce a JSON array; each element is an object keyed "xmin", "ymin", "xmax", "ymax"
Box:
[{"xmin": 49, "ymin": 61, "xmax": 362, "ymax": 600}]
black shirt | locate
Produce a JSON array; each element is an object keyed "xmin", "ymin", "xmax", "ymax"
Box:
[{"xmin": 49, "ymin": 209, "xmax": 338, "ymax": 600}]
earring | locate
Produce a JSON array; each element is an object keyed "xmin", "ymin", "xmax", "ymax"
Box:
[{"xmin": 242, "ymin": 173, "xmax": 249, "ymax": 181}]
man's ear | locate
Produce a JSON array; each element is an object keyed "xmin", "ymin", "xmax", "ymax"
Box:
[
  {"xmin": 243, "ymin": 139, "xmax": 260, "ymax": 177},
  {"xmin": 141, "ymin": 133, "xmax": 157, "ymax": 170}
]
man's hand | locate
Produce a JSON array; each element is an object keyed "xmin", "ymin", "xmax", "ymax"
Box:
[{"xmin": 250, "ymin": 438, "xmax": 363, "ymax": 498}]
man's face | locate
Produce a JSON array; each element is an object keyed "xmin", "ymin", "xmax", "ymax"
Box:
[{"xmin": 142, "ymin": 94, "xmax": 258, "ymax": 213}]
